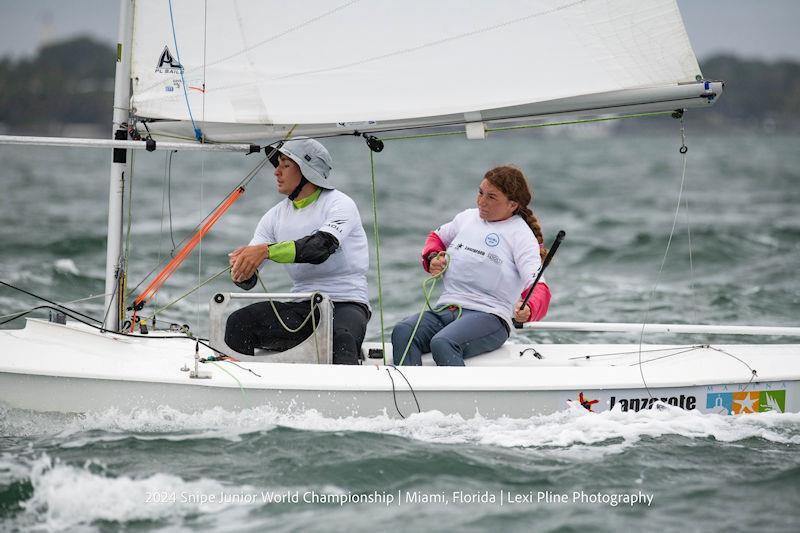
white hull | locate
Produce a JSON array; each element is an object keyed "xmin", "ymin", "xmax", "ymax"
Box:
[{"xmin": 1, "ymin": 319, "xmax": 798, "ymax": 418}]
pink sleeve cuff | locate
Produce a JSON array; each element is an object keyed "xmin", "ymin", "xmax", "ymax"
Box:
[
  {"xmin": 421, "ymin": 231, "xmax": 446, "ymax": 272},
  {"xmin": 520, "ymin": 282, "xmax": 551, "ymax": 322}
]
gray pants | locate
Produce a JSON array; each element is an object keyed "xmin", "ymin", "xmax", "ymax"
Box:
[{"xmin": 391, "ymin": 307, "xmax": 509, "ymax": 366}]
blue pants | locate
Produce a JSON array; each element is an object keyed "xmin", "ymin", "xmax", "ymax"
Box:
[{"xmin": 391, "ymin": 308, "xmax": 509, "ymax": 366}]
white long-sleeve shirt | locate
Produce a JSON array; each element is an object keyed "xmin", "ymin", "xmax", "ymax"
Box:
[{"xmin": 434, "ymin": 208, "xmax": 541, "ymax": 329}]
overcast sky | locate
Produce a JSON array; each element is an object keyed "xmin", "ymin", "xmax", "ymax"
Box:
[{"xmin": 0, "ymin": 0, "xmax": 798, "ymax": 62}]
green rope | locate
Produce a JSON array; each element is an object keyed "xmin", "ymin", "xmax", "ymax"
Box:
[
  {"xmin": 381, "ymin": 110, "xmax": 673, "ymax": 141},
  {"xmin": 485, "ymin": 111, "xmax": 672, "ymax": 133},
  {"xmin": 256, "ymin": 274, "xmax": 319, "ymax": 334},
  {"xmin": 397, "ymin": 253, "xmax": 461, "ymax": 367},
  {"xmin": 255, "ymin": 273, "xmax": 323, "ymax": 362},
  {"xmin": 368, "ymin": 150, "xmax": 387, "ymax": 363},
  {"xmin": 381, "ymin": 130, "xmax": 466, "ymax": 141},
  {"xmin": 210, "ymin": 360, "xmax": 245, "ymax": 396}
]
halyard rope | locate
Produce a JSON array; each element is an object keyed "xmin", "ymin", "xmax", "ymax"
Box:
[{"xmin": 637, "ymin": 116, "xmax": 691, "ymax": 398}]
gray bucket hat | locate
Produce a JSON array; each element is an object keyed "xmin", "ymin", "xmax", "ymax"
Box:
[{"xmin": 266, "ymin": 138, "xmax": 333, "ymax": 189}]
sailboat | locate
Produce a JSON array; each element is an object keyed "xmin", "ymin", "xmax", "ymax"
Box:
[{"xmin": 1, "ymin": 0, "xmax": 798, "ymax": 418}]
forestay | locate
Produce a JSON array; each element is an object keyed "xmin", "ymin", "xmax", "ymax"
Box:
[{"xmin": 130, "ymin": 0, "xmax": 716, "ymax": 141}]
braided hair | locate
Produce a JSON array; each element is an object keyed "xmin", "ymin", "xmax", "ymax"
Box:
[{"xmin": 484, "ymin": 165, "xmax": 546, "ymax": 261}]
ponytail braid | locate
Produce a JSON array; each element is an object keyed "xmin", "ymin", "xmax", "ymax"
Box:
[{"xmin": 518, "ymin": 206, "xmax": 546, "ymax": 262}]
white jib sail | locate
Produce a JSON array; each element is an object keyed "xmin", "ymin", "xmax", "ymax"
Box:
[{"xmin": 130, "ymin": 0, "xmax": 713, "ymax": 140}]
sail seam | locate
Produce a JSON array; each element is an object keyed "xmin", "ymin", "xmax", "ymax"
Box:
[{"xmin": 269, "ymin": 0, "xmax": 590, "ymax": 82}]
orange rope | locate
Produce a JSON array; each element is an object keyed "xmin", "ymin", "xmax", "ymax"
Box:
[{"xmin": 133, "ymin": 186, "xmax": 245, "ymax": 310}]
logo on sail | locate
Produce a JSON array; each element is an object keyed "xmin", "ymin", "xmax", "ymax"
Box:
[
  {"xmin": 156, "ymin": 46, "xmax": 184, "ymax": 74},
  {"xmin": 706, "ymin": 390, "xmax": 785, "ymax": 415}
]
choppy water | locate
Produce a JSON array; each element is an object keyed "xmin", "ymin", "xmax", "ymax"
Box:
[{"xmin": 1, "ymin": 128, "xmax": 799, "ymax": 530}]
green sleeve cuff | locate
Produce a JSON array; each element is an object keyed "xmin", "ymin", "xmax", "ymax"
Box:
[{"xmin": 268, "ymin": 241, "xmax": 296, "ymax": 263}]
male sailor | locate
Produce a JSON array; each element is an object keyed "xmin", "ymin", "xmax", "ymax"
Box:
[{"xmin": 225, "ymin": 138, "xmax": 370, "ymax": 365}]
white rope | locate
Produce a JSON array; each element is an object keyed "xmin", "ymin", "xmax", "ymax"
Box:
[
  {"xmin": 680, "ymin": 116, "xmax": 698, "ymax": 323},
  {"xmin": 637, "ymin": 123, "xmax": 690, "ymax": 398}
]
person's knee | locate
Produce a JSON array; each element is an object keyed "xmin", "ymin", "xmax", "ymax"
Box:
[
  {"xmin": 391, "ymin": 321, "xmax": 413, "ymax": 346},
  {"xmin": 225, "ymin": 310, "xmax": 253, "ymax": 355},
  {"xmin": 430, "ymin": 335, "xmax": 462, "ymax": 366},
  {"xmin": 333, "ymin": 330, "xmax": 359, "ymax": 365}
]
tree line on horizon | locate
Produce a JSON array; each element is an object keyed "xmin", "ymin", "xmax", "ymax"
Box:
[{"xmin": 0, "ymin": 37, "xmax": 798, "ymax": 135}]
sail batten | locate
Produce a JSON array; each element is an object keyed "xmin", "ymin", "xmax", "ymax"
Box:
[{"xmin": 130, "ymin": 0, "xmax": 713, "ymax": 141}]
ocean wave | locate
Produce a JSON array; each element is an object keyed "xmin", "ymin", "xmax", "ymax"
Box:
[
  {"xmin": 1, "ymin": 453, "xmax": 244, "ymax": 531},
  {"xmin": 1, "ymin": 452, "xmax": 406, "ymax": 532},
  {"xmin": 3, "ymin": 403, "xmax": 798, "ymax": 453}
]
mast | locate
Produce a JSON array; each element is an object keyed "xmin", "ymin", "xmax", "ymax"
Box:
[{"xmin": 103, "ymin": 0, "xmax": 134, "ymax": 331}]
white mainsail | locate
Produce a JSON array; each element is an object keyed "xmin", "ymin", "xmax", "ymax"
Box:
[{"xmin": 130, "ymin": 0, "xmax": 718, "ymax": 141}]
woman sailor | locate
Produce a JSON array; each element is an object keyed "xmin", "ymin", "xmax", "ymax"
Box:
[
  {"xmin": 225, "ymin": 138, "xmax": 370, "ymax": 365},
  {"xmin": 392, "ymin": 165, "xmax": 550, "ymax": 366}
]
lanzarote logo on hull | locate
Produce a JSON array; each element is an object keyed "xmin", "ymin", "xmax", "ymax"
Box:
[
  {"xmin": 156, "ymin": 46, "xmax": 183, "ymax": 74},
  {"xmin": 609, "ymin": 394, "xmax": 697, "ymax": 412}
]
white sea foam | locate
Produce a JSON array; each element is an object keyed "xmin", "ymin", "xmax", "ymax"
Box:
[
  {"xmin": 14, "ymin": 453, "xmax": 247, "ymax": 531},
  {"xmin": 0, "ymin": 452, "xmax": 31, "ymax": 486},
  {"xmin": 1, "ymin": 453, "xmax": 364, "ymax": 531},
  {"xmin": 53, "ymin": 259, "xmax": 80, "ymax": 276},
  {"xmin": 70, "ymin": 405, "xmax": 279, "ymax": 441},
  {"xmin": 3, "ymin": 403, "xmax": 798, "ymax": 454}
]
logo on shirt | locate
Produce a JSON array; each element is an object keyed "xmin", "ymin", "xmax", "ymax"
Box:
[
  {"xmin": 325, "ymin": 219, "xmax": 346, "ymax": 233},
  {"xmin": 464, "ymin": 245, "xmax": 485, "ymax": 257},
  {"xmin": 485, "ymin": 233, "xmax": 500, "ymax": 247},
  {"xmin": 452, "ymin": 241, "xmax": 488, "ymax": 258},
  {"xmin": 487, "ymin": 252, "xmax": 502, "ymax": 265}
]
